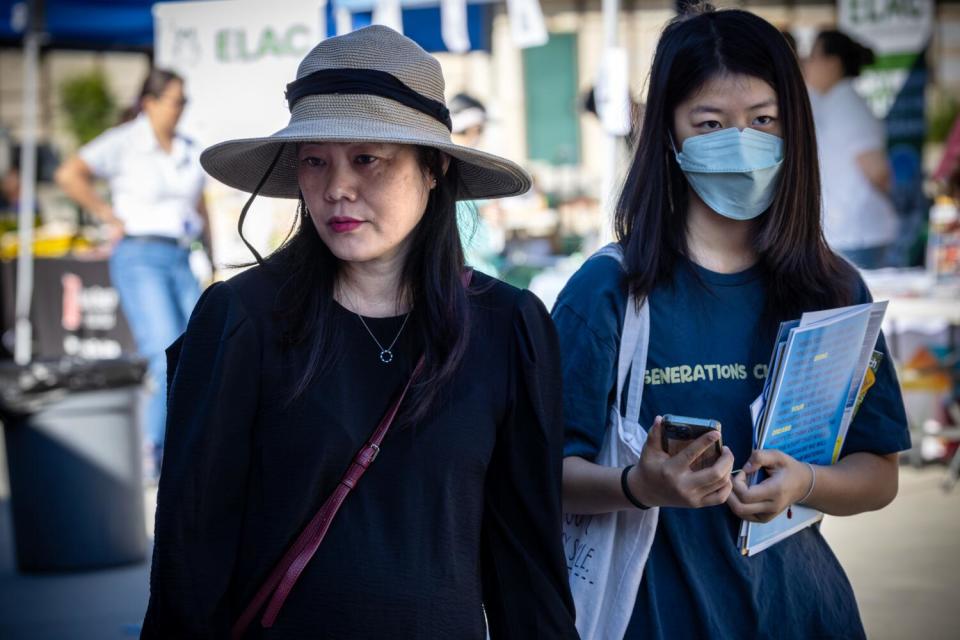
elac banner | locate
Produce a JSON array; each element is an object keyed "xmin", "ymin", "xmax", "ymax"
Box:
[{"xmin": 153, "ymin": 0, "xmax": 324, "ymax": 148}]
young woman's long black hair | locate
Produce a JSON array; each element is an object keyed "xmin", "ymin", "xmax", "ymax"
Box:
[
  {"xmin": 248, "ymin": 146, "xmax": 468, "ymax": 425},
  {"xmin": 616, "ymin": 5, "xmax": 856, "ymax": 328}
]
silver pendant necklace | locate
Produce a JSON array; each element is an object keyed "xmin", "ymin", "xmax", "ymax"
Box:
[
  {"xmin": 340, "ymin": 287, "xmax": 411, "ymax": 364},
  {"xmin": 356, "ymin": 312, "xmax": 410, "ymax": 363}
]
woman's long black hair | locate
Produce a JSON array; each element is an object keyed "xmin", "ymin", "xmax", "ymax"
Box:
[
  {"xmin": 615, "ymin": 4, "xmax": 856, "ymax": 329},
  {"xmin": 247, "ymin": 146, "xmax": 469, "ymax": 425},
  {"xmin": 119, "ymin": 68, "xmax": 183, "ymax": 124}
]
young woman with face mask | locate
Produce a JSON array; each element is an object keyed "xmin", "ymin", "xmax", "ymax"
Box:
[{"xmin": 555, "ymin": 6, "xmax": 909, "ymax": 639}]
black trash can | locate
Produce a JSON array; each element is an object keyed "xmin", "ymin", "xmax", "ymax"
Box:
[{"xmin": 0, "ymin": 357, "xmax": 148, "ymax": 572}]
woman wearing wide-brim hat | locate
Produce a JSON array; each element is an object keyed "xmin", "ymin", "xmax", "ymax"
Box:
[{"xmin": 141, "ymin": 25, "xmax": 578, "ymax": 639}]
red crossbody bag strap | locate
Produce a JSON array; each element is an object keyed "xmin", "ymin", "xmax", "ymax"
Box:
[{"xmin": 231, "ymin": 271, "xmax": 472, "ymax": 639}]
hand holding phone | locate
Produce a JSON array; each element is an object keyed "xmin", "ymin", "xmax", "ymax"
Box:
[
  {"xmin": 660, "ymin": 414, "xmax": 723, "ymax": 471},
  {"xmin": 631, "ymin": 417, "xmax": 734, "ymax": 508}
]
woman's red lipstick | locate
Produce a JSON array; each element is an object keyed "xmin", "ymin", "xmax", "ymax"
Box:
[{"xmin": 329, "ymin": 217, "xmax": 364, "ymax": 233}]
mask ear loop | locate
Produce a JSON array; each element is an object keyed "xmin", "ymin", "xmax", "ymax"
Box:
[
  {"xmin": 665, "ymin": 132, "xmax": 683, "ymax": 214},
  {"xmin": 668, "ymin": 131, "xmax": 681, "ymax": 157},
  {"xmin": 238, "ymin": 142, "xmax": 287, "ymax": 265}
]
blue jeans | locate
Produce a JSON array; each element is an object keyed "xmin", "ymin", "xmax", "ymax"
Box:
[
  {"xmin": 840, "ymin": 245, "xmax": 892, "ymax": 270},
  {"xmin": 109, "ymin": 239, "xmax": 201, "ymax": 456}
]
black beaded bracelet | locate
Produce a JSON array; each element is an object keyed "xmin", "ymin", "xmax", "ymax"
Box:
[{"xmin": 620, "ymin": 464, "xmax": 650, "ymax": 510}]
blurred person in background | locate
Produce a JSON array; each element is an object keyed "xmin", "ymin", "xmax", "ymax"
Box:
[
  {"xmin": 803, "ymin": 30, "xmax": 898, "ymax": 269},
  {"xmin": 934, "ymin": 113, "xmax": 960, "ymax": 189},
  {"xmin": 450, "ymin": 93, "xmax": 506, "ymax": 276},
  {"xmin": 0, "ymin": 161, "xmax": 20, "ymax": 214},
  {"xmin": 0, "ymin": 148, "xmax": 40, "ymax": 222},
  {"xmin": 55, "ymin": 68, "xmax": 209, "ymax": 479},
  {"xmin": 582, "ymin": 85, "xmax": 645, "ymax": 150}
]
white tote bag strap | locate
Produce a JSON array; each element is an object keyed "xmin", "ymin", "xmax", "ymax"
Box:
[
  {"xmin": 593, "ymin": 243, "xmax": 649, "ymax": 425},
  {"xmin": 625, "ymin": 300, "xmax": 649, "ymax": 424},
  {"xmin": 565, "ymin": 244, "xmax": 659, "ymax": 640}
]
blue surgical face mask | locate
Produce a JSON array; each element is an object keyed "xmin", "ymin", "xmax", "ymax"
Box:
[{"xmin": 674, "ymin": 127, "xmax": 784, "ymax": 221}]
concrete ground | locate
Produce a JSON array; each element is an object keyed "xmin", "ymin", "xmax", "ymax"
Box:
[
  {"xmin": 822, "ymin": 465, "xmax": 960, "ymax": 640},
  {"xmin": 0, "ymin": 468, "xmax": 956, "ymax": 639},
  {"xmin": 0, "ymin": 486, "xmax": 156, "ymax": 640}
]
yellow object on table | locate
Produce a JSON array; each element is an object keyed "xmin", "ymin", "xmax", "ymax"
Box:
[{"xmin": 0, "ymin": 230, "xmax": 94, "ymax": 260}]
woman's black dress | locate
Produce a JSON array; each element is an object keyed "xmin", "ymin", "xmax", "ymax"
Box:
[{"xmin": 140, "ymin": 261, "xmax": 577, "ymax": 639}]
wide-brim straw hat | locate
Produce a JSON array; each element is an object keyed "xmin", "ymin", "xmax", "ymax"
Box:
[{"xmin": 200, "ymin": 25, "xmax": 531, "ymax": 201}]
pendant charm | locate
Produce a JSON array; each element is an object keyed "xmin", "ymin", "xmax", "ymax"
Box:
[{"xmin": 380, "ymin": 349, "xmax": 394, "ymax": 363}]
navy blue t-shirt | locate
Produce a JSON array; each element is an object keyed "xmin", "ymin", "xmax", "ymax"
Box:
[{"xmin": 553, "ymin": 253, "xmax": 910, "ymax": 640}]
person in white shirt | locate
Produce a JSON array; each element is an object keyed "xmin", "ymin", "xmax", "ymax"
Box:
[
  {"xmin": 803, "ymin": 30, "xmax": 898, "ymax": 269},
  {"xmin": 55, "ymin": 68, "xmax": 208, "ymax": 478}
]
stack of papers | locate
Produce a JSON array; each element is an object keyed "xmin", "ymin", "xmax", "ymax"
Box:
[{"xmin": 739, "ymin": 301, "xmax": 888, "ymax": 556}]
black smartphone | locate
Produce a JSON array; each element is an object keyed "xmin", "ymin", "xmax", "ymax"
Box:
[{"xmin": 660, "ymin": 414, "xmax": 723, "ymax": 471}]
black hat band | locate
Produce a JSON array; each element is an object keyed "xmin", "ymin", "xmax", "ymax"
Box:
[{"xmin": 285, "ymin": 68, "xmax": 452, "ymax": 132}]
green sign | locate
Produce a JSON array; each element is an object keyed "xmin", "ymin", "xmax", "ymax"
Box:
[
  {"xmin": 216, "ymin": 24, "xmax": 312, "ymax": 63},
  {"xmin": 838, "ymin": 0, "xmax": 933, "ymax": 54}
]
